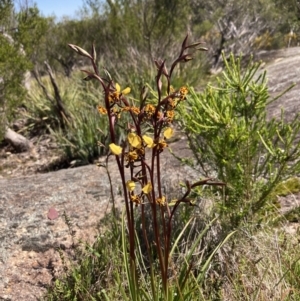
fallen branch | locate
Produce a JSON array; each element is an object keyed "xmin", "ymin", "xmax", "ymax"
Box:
[{"xmin": 4, "ymin": 126, "xmax": 33, "ymax": 152}]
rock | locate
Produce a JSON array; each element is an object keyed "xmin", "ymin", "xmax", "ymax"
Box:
[
  {"xmin": 47, "ymin": 207, "xmax": 59, "ymax": 220},
  {"xmin": 259, "ymin": 47, "xmax": 300, "ymax": 120}
]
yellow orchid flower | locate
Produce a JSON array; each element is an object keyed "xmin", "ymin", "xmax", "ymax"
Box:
[
  {"xmin": 156, "ymin": 196, "xmax": 166, "ymax": 207},
  {"xmin": 97, "ymin": 106, "xmax": 107, "ymax": 114},
  {"xmin": 122, "ymin": 87, "xmax": 131, "ymax": 95},
  {"xmin": 115, "ymin": 83, "xmax": 121, "ymax": 92},
  {"xmin": 126, "ymin": 180, "xmax": 136, "ymax": 192},
  {"xmin": 164, "ymin": 127, "xmax": 174, "ymax": 139},
  {"xmin": 143, "ymin": 135, "xmax": 156, "ymax": 148},
  {"xmin": 109, "ymin": 143, "xmax": 122, "ymax": 155},
  {"xmin": 116, "ymin": 83, "xmax": 131, "ymax": 95},
  {"xmin": 142, "ymin": 182, "xmax": 152, "ymax": 194},
  {"xmin": 128, "ymin": 133, "xmax": 142, "ymax": 148},
  {"xmin": 109, "ymin": 83, "xmax": 131, "ymax": 103}
]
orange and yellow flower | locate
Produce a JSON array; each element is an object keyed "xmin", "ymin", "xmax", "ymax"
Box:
[
  {"xmin": 156, "ymin": 196, "xmax": 166, "ymax": 206},
  {"xmin": 166, "ymin": 110, "xmax": 175, "ymax": 122},
  {"xmin": 144, "ymin": 104, "xmax": 156, "ymax": 117},
  {"xmin": 125, "ymin": 150, "xmax": 139, "ymax": 163},
  {"xmin": 130, "ymin": 106, "xmax": 140, "ymax": 115},
  {"xmin": 167, "ymin": 98, "xmax": 176, "ymax": 110},
  {"xmin": 98, "ymin": 106, "xmax": 107, "ymax": 114},
  {"xmin": 179, "ymin": 86, "xmax": 188, "ymax": 99},
  {"xmin": 130, "ymin": 194, "xmax": 142, "ymax": 205},
  {"xmin": 157, "ymin": 139, "xmax": 168, "ymax": 151}
]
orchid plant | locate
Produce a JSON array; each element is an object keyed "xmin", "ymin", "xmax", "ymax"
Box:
[{"xmin": 68, "ymin": 35, "xmax": 224, "ymax": 299}]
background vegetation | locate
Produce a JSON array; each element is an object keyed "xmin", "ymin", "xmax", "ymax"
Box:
[{"xmin": 1, "ymin": 0, "xmax": 300, "ymax": 147}]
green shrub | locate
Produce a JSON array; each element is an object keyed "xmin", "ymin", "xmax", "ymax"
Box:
[
  {"xmin": 0, "ymin": 33, "xmax": 30, "ymax": 140},
  {"xmin": 178, "ymin": 53, "xmax": 300, "ymax": 228}
]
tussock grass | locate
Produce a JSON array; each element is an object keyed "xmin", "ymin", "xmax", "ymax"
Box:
[
  {"xmin": 44, "ymin": 211, "xmax": 300, "ymax": 300},
  {"xmin": 23, "ymin": 73, "xmax": 119, "ymax": 165},
  {"xmin": 221, "ymin": 225, "xmax": 300, "ymax": 301}
]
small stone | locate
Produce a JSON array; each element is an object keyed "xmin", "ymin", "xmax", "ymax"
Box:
[{"xmin": 47, "ymin": 207, "xmax": 59, "ymax": 220}]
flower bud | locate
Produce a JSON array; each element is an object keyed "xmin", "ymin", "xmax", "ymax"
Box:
[{"xmin": 68, "ymin": 44, "xmax": 93, "ymax": 59}]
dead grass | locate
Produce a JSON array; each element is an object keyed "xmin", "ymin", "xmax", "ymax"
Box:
[{"xmin": 220, "ymin": 224, "xmax": 300, "ymax": 301}]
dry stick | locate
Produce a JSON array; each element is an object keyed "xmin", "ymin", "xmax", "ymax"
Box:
[
  {"xmin": 32, "ymin": 68, "xmax": 54, "ymax": 104},
  {"xmin": 44, "ymin": 61, "xmax": 71, "ymax": 125},
  {"xmin": 4, "ymin": 126, "xmax": 32, "ymax": 152},
  {"xmin": 33, "ymin": 64, "xmax": 70, "ymax": 127}
]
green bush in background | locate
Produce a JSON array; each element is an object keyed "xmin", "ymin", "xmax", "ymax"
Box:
[
  {"xmin": 0, "ymin": 0, "xmax": 31, "ymax": 140},
  {"xmin": 179, "ymin": 53, "xmax": 300, "ymax": 228}
]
